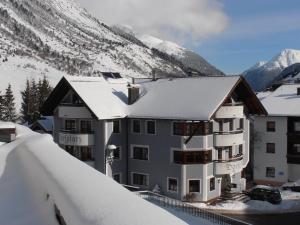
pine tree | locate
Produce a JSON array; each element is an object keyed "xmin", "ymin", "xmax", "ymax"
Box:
[
  {"xmin": 0, "ymin": 91, "xmax": 4, "ymax": 121},
  {"xmin": 38, "ymin": 75, "xmax": 52, "ymax": 110},
  {"xmin": 20, "ymin": 76, "xmax": 53, "ymax": 124},
  {"xmin": 3, "ymin": 84, "xmax": 17, "ymax": 122},
  {"xmin": 20, "ymin": 79, "xmax": 31, "ymax": 122}
]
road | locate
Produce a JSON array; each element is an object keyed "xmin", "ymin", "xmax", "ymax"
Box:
[{"xmin": 228, "ymin": 212, "xmax": 300, "ymax": 225}]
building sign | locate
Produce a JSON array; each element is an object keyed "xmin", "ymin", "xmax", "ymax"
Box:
[
  {"xmin": 215, "ymin": 159, "xmax": 243, "ymax": 175},
  {"xmin": 225, "ymin": 160, "xmax": 243, "ymax": 174},
  {"xmin": 59, "ymin": 133, "xmax": 83, "ymax": 146}
]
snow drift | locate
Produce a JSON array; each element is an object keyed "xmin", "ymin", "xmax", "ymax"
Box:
[{"xmin": 0, "ymin": 123, "xmax": 189, "ymax": 225}]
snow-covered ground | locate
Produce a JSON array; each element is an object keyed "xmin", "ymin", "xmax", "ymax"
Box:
[
  {"xmin": 192, "ymin": 189, "xmax": 300, "ymax": 215},
  {"xmin": 0, "ymin": 122, "xmax": 213, "ymax": 225}
]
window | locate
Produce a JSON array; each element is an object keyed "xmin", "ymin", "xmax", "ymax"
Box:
[
  {"xmin": 229, "ymin": 120, "xmax": 233, "ymax": 131},
  {"xmin": 189, "ymin": 180, "xmax": 200, "ymax": 193},
  {"xmin": 267, "ymin": 121, "xmax": 276, "ymax": 132},
  {"xmin": 133, "ymin": 146, "xmax": 149, "ymax": 160},
  {"xmin": 293, "ymin": 144, "xmax": 300, "ymax": 153},
  {"xmin": 238, "ymin": 144, "xmax": 243, "ymax": 155},
  {"xmin": 173, "ymin": 122, "xmax": 212, "ymax": 136},
  {"xmin": 168, "ymin": 178, "xmax": 178, "ymax": 192},
  {"xmin": 146, "ymin": 120, "xmax": 156, "ymax": 135},
  {"xmin": 294, "ymin": 122, "xmax": 300, "ymax": 132},
  {"xmin": 239, "ymin": 118, "xmax": 244, "ymax": 130},
  {"xmin": 229, "ymin": 147, "xmax": 233, "ymax": 158},
  {"xmin": 173, "ymin": 150, "xmax": 212, "ymax": 164},
  {"xmin": 219, "ymin": 121, "xmax": 223, "ymax": 132},
  {"xmin": 72, "ymin": 94, "xmax": 82, "ymax": 104},
  {"xmin": 132, "ymin": 173, "xmax": 148, "ymax": 186},
  {"xmin": 266, "ymin": 143, "xmax": 275, "ymax": 153},
  {"xmin": 132, "ymin": 120, "xmax": 141, "ymax": 133},
  {"xmin": 80, "ymin": 120, "xmax": 92, "ymax": 133},
  {"xmin": 209, "ymin": 178, "xmax": 215, "ymax": 191},
  {"xmin": 218, "ymin": 150, "xmax": 222, "ymax": 160},
  {"xmin": 65, "ymin": 120, "xmax": 76, "ymax": 131},
  {"xmin": 113, "ymin": 120, "xmax": 121, "ymax": 133},
  {"xmin": 266, "ymin": 167, "xmax": 275, "ymax": 178},
  {"xmin": 113, "ymin": 146, "xmax": 121, "ymax": 160},
  {"xmin": 81, "ymin": 147, "xmax": 93, "ymax": 161},
  {"xmin": 113, "ymin": 174, "xmax": 121, "ymax": 183}
]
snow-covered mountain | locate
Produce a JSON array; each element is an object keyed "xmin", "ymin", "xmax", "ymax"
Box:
[
  {"xmin": 243, "ymin": 49, "xmax": 300, "ymax": 91},
  {"xmin": 138, "ymin": 34, "xmax": 224, "ymax": 76},
  {"xmin": 0, "ymin": 0, "xmax": 224, "ymax": 111}
]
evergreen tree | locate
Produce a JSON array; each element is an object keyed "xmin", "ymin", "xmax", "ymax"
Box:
[
  {"xmin": 20, "ymin": 79, "xmax": 32, "ymax": 122},
  {"xmin": 0, "ymin": 92, "xmax": 4, "ymax": 121},
  {"xmin": 20, "ymin": 76, "xmax": 53, "ymax": 124},
  {"xmin": 3, "ymin": 84, "xmax": 17, "ymax": 122},
  {"xmin": 38, "ymin": 75, "xmax": 52, "ymax": 110}
]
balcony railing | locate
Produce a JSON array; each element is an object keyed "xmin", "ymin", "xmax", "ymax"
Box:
[
  {"xmin": 58, "ymin": 105, "xmax": 92, "ymax": 119},
  {"xmin": 214, "ymin": 130, "xmax": 244, "ymax": 147},
  {"xmin": 215, "ymin": 154, "xmax": 243, "ymax": 163},
  {"xmin": 215, "ymin": 105, "xmax": 244, "ymax": 119},
  {"xmin": 59, "ymin": 131, "xmax": 95, "ymax": 146},
  {"xmin": 60, "ymin": 129, "xmax": 94, "ymax": 134},
  {"xmin": 135, "ymin": 191, "xmax": 250, "ymax": 225},
  {"xmin": 214, "ymin": 157, "xmax": 244, "ymax": 175}
]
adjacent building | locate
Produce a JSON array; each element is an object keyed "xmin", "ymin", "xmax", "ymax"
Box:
[
  {"xmin": 253, "ymin": 83, "xmax": 300, "ymax": 185},
  {"xmin": 41, "ymin": 75, "xmax": 266, "ymax": 202},
  {"xmin": 30, "ymin": 116, "xmax": 53, "ymax": 134}
]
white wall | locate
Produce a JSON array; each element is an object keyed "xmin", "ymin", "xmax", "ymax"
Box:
[{"xmin": 253, "ymin": 116, "xmax": 288, "ymax": 184}]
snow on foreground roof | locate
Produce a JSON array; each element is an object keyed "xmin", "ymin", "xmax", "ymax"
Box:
[
  {"xmin": 65, "ymin": 76, "xmax": 129, "ymax": 119},
  {"xmin": 258, "ymin": 84, "xmax": 300, "ymax": 116},
  {"xmin": 129, "ymin": 76, "xmax": 240, "ymax": 120},
  {"xmin": 0, "ymin": 123, "xmax": 193, "ymax": 225}
]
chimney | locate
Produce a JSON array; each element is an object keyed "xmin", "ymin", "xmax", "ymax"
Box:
[
  {"xmin": 297, "ymin": 87, "xmax": 300, "ymax": 96},
  {"xmin": 128, "ymin": 85, "xmax": 140, "ymax": 105}
]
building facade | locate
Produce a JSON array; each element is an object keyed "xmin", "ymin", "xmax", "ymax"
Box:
[
  {"xmin": 253, "ymin": 84, "xmax": 300, "ymax": 185},
  {"xmin": 42, "ymin": 75, "xmax": 266, "ymax": 202}
]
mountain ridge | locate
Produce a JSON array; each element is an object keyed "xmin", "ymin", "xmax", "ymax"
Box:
[
  {"xmin": 0, "ymin": 0, "xmax": 224, "ymax": 111},
  {"xmin": 243, "ymin": 49, "xmax": 300, "ymax": 91}
]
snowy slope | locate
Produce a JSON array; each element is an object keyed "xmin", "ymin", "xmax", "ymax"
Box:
[
  {"xmin": 0, "ymin": 123, "xmax": 203, "ymax": 225},
  {"xmin": 0, "ymin": 0, "xmax": 225, "ymax": 113},
  {"xmin": 0, "ymin": 55, "xmax": 66, "ymax": 110},
  {"xmin": 0, "ymin": 0, "xmax": 184, "ymax": 84},
  {"xmin": 243, "ymin": 49, "xmax": 300, "ymax": 91},
  {"xmin": 138, "ymin": 34, "xmax": 224, "ymax": 76}
]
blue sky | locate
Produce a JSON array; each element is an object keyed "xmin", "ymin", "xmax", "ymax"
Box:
[{"xmin": 196, "ymin": 0, "xmax": 300, "ymax": 74}]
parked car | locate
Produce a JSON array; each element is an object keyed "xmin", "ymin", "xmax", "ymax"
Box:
[
  {"xmin": 246, "ymin": 185, "xmax": 282, "ymax": 204},
  {"xmin": 282, "ymin": 181, "xmax": 300, "ymax": 192}
]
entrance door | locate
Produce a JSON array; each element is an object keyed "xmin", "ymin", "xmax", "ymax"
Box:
[{"xmin": 221, "ymin": 174, "xmax": 231, "ymax": 193}]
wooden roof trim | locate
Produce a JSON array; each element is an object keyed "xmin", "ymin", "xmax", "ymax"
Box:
[
  {"xmin": 41, "ymin": 77, "xmax": 99, "ymax": 120},
  {"xmin": 210, "ymin": 76, "xmax": 267, "ymax": 119}
]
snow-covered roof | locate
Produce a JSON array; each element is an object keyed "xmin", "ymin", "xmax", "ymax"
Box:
[
  {"xmin": 0, "ymin": 124, "xmax": 190, "ymax": 225},
  {"xmin": 258, "ymin": 84, "xmax": 300, "ymax": 116},
  {"xmin": 31, "ymin": 116, "xmax": 53, "ymax": 132},
  {"xmin": 0, "ymin": 122, "xmax": 16, "ymax": 129},
  {"xmin": 43, "ymin": 75, "xmax": 266, "ymax": 120},
  {"xmin": 65, "ymin": 76, "xmax": 129, "ymax": 120},
  {"xmin": 129, "ymin": 76, "xmax": 241, "ymax": 120}
]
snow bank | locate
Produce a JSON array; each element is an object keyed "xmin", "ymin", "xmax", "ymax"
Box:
[{"xmin": 0, "ymin": 124, "xmax": 191, "ymax": 225}]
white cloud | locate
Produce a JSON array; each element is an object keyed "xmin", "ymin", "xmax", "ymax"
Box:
[{"xmin": 74, "ymin": 0, "xmax": 229, "ymax": 45}]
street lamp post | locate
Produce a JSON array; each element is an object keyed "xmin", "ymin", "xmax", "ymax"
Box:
[{"xmin": 105, "ymin": 145, "xmax": 116, "ymax": 176}]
